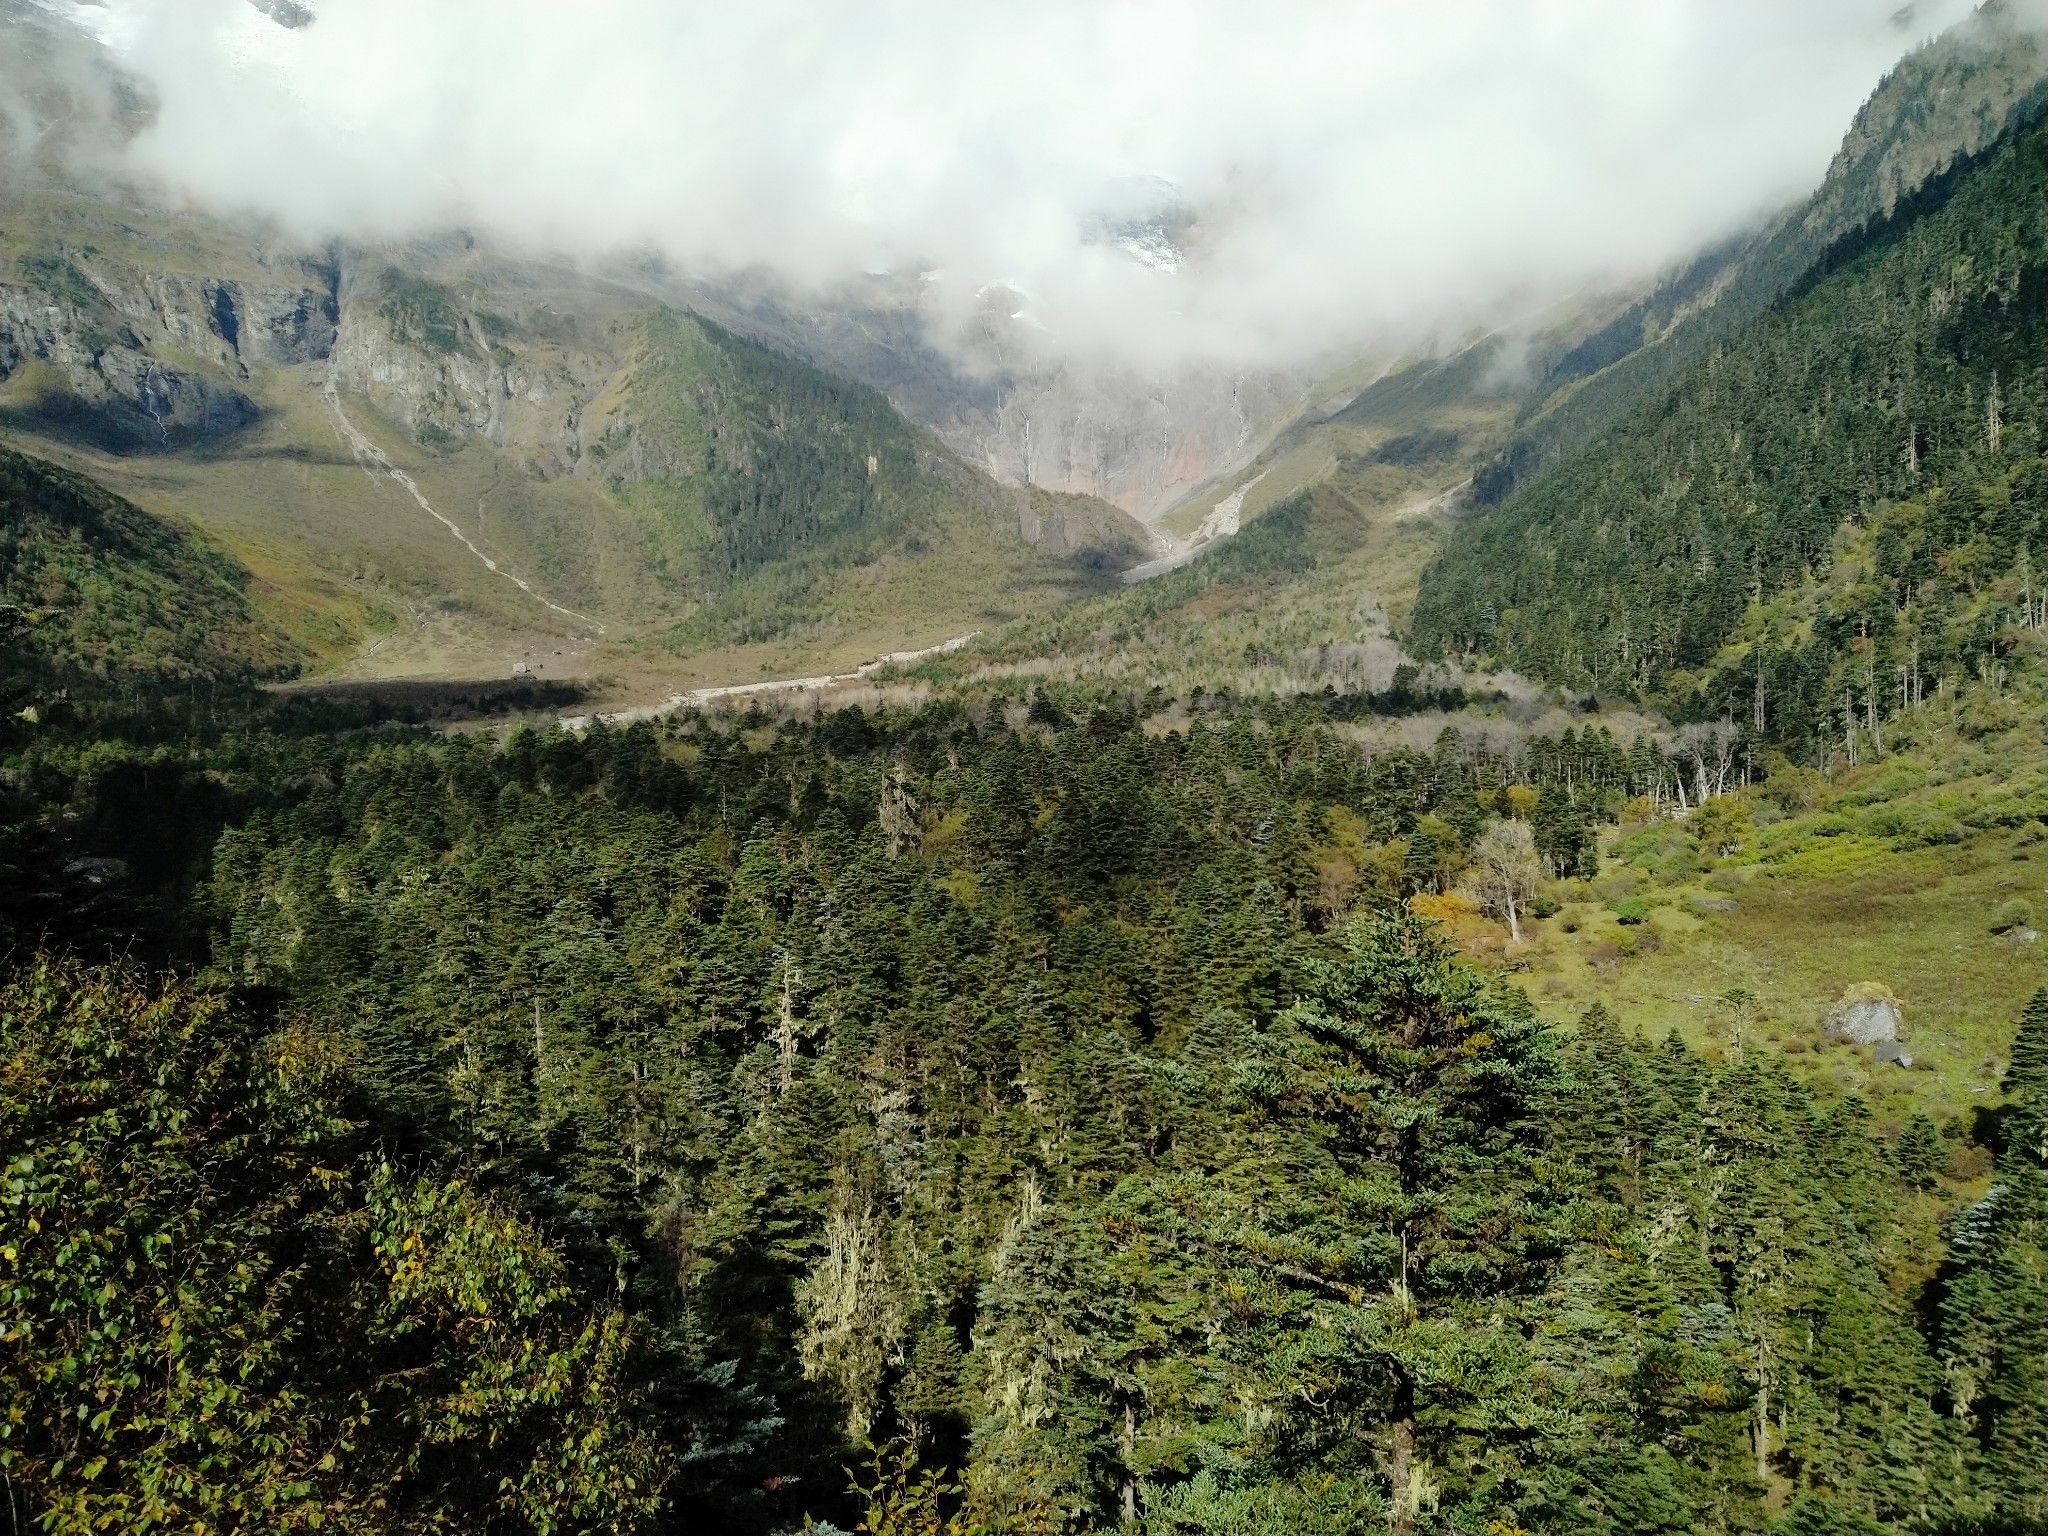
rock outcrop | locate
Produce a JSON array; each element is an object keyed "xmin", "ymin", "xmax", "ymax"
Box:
[
  {"xmin": 0, "ymin": 280, "xmax": 255, "ymax": 449},
  {"xmin": 326, "ymin": 253, "xmax": 625, "ymax": 476},
  {"xmin": 1824, "ymin": 983, "xmax": 1905, "ymax": 1046},
  {"xmin": 0, "ymin": 246, "xmax": 338, "ymax": 449}
]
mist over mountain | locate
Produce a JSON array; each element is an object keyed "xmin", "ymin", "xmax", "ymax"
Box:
[{"xmin": 10, "ymin": 0, "xmax": 1989, "ymax": 374}]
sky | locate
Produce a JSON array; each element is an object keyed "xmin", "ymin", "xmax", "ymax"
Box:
[{"xmin": 32, "ymin": 0, "xmax": 1986, "ymax": 369}]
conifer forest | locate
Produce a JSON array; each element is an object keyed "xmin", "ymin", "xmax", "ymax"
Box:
[{"xmin": 2, "ymin": 7, "xmax": 2046, "ymax": 1535}]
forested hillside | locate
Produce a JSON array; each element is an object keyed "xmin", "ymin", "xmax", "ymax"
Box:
[
  {"xmin": 3, "ymin": 683, "xmax": 2041, "ymax": 1533},
  {"xmin": 609, "ymin": 310, "xmax": 949, "ymax": 589},
  {"xmin": 597, "ymin": 310, "xmax": 1144, "ymax": 650},
  {"xmin": 1466, "ymin": 8, "xmax": 2046, "ymax": 508},
  {"xmin": 1411, "ymin": 105, "xmax": 2048, "ymax": 746},
  {"xmin": 0, "ymin": 444, "xmax": 300, "ymax": 708}
]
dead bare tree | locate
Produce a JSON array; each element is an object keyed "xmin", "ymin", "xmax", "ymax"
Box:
[{"xmin": 1672, "ymin": 720, "xmax": 1741, "ymax": 803}]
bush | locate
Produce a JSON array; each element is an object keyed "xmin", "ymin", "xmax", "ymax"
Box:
[
  {"xmin": 1690, "ymin": 795, "xmax": 1754, "ymax": 858},
  {"xmin": 1530, "ymin": 894, "xmax": 1560, "ymax": 919},
  {"xmin": 1761, "ymin": 770, "xmax": 1826, "ymax": 819},
  {"xmin": 1609, "ymin": 897, "xmax": 1651, "ymax": 925},
  {"xmin": 1990, "ymin": 898, "xmax": 2035, "ymax": 934}
]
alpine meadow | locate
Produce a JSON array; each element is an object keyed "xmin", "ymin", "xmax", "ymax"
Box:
[{"xmin": 1, "ymin": 4, "xmax": 2044, "ymax": 1535}]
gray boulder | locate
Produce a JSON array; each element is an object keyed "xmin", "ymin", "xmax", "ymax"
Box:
[{"xmin": 1824, "ymin": 983, "xmax": 1903, "ymax": 1046}]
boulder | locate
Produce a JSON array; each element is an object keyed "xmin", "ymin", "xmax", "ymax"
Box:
[{"xmin": 1824, "ymin": 982, "xmax": 1903, "ymax": 1045}]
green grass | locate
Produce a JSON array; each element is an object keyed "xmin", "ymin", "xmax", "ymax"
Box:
[{"xmin": 1492, "ymin": 674, "xmax": 2048, "ymax": 1131}]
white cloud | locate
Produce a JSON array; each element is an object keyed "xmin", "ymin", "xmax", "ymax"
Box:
[{"xmin": 81, "ymin": 0, "xmax": 1978, "ymax": 368}]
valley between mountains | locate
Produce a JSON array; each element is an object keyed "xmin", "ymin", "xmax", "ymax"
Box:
[{"xmin": 2, "ymin": 3, "xmax": 2046, "ymax": 1535}]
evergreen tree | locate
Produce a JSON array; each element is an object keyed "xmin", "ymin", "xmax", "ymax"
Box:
[
  {"xmin": 1937, "ymin": 990, "xmax": 2048, "ymax": 1531},
  {"xmin": 1896, "ymin": 1111, "xmax": 1946, "ymax": 1191},
  {"xmin": 1258, "ymin": 911, "xmax": 1563, "ymax": 1531}
]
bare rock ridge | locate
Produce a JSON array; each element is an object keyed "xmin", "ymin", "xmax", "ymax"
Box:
[{"xmin": 0, "ymin": 245, "xmax": 337, "ymax": 449}]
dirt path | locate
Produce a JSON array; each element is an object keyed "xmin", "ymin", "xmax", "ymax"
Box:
[
  {"xmin": 559, "ymin": 632, "xmax": 980, "ymax": 729},
  {"xmin": 321, "ymin": 374, "xmax": 604, "ymax": 633}
]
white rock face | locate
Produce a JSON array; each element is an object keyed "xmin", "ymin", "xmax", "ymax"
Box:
[
  {"xmin": 326, "ymin": 255, "xmax": 619, "ymax": 477},
  {"xmin": 0, "ymin": 243, "xmax": 343, "ymax": 448}
]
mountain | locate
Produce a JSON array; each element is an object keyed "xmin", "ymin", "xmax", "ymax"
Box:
[
  {"xmin": 1469, "ymin": 0, "xmax": 2048, "ymax": 507},
  {"xmin": 1411, "ymin": 90, "xmax": 2048, "ymax": 747},
  {"xmin": 0, "ymin": 192, "xmax": 1148, "ymax": 694},
  {"xmin": 877, "ymin": 296, "xmax": 1654, "ymax": 706},
  {"xmin": 669, "ymin": 264, "xmax": 1312, "ymax": 526},
  {"xmin": 0, "ymin": 442, "xmax": 298, "ymax": 705},
  {"xmin": 0, "ymin": 2, "xmax": 1311, "ymax": 576},
  {"xmin": 4, "ymin": 7, "xmax": 2048, "ymax": 1534}
]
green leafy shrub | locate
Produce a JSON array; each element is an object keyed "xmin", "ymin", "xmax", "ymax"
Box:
[
  {"xmin": 1990, "ymin": 898, "xmax": 2035, "ymax": 934},
  {"xmin": 1690, "ymin": 795, "xmax": 1755, "ymax": 858}
]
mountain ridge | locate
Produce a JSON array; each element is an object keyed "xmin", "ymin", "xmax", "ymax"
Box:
[{"xmin": 1469, "ymin": 0, "xmax": 2048, "ymax": 508}]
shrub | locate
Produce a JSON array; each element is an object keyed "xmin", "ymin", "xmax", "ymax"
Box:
[
  {"xmin": 1990, "ymin": 898, "xmax": 2035, "ymax": 934},
  {"xmin": 1530, "ymin": 895, "xmax": 1560, "ymax": 919},
  {"xmin": 1408, "ymin": 890, "xmax": 1479, "ymax": 923},
  {"xmin": 1609, "ymin": 897, "xmax": 1651, "ymax": 925},
  {"xmin": 1761, "ymin": 765, "xmax": 1829, "ymax": 814},
  {"xmin": 1690, "ymin": 795, "xmax": 1754, "ymax": 858}
]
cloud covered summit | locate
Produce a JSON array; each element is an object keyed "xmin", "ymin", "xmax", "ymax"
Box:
[{"xmin": 32, "ymin": 0, "xmax": 1982, "ymax": 368}]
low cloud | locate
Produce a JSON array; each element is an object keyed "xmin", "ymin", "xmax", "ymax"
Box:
[{"xmin": 34, "ymin": 0, "xmax": 1984, "ymax": 369}]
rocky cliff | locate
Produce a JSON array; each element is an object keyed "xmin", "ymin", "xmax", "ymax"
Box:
[{"xmin": 0, "ymin": 224, "xmax": 340, "ymax": 451}]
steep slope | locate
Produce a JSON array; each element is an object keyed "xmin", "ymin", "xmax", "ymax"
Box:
[
  {"xmin": 1412, "ymin": 103, "xmax": 2048, "ymax": 746},
  {"xmin": 672, "ymin": 266, "xmax": 1311, "ymax": 524},
  {"xmin": 0, "ymin": 190, "xmax": 1149, "ymax": 690},
  {"xmin": 1470, "ymin": 0, "xmax": 2048, "ymax": 507},
  {"xmin": 0, "ymin": 444, "xmax": 299, "ymax": 703}
]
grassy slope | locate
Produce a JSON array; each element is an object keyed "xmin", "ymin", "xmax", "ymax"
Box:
[
  {"xmin": 0, "ymin": 187, "xmax": 1142, "ymax": 696},
  {"xmin": 1418, "ymin": 661, "xmax": 2046, "ymax": 1131}
]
